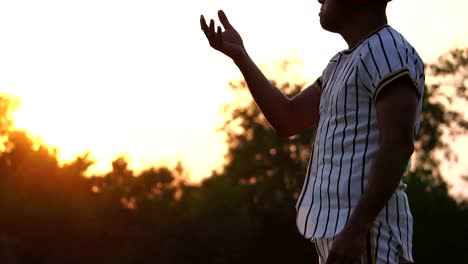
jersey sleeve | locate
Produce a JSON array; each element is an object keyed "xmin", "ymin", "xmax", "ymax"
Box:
[{"xmin": 357, "ymin": 32, "xmax": 424, "ymax": 102}]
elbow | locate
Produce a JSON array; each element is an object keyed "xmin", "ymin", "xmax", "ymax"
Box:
[
  {"xmin": 275, "ymin": 127, "xmax": 294, "ymax": 138},
  {"xmin": 401, "ymin": 143, "xmax": 414, "ymax": 159},
  {"xmin": 278, "ymin": 131, "xmax": 294, "ymax": 138},
  {"xmin": 380, "ymin": 138, "xmax": 415, "ymax": 158},
  {"xmin": 407, "ymin": 143, "xmax": 415, "ymax": 158},
  {"xmin": 271, "ymin": 106, "xmax": 295, "ymax": 138},
  {"xmin": 402, "ymin": 138, "xmax": 415, "ymax": 156},
  {"xmin": 274, "ymin": 101, "xmax": 298, "ymax": 138}
]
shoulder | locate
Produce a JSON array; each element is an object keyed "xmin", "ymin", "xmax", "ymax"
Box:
[
  {"xmin": 355, "ymin": 26, "xmax": 426, "ymax": 99},
  {"xmin": 358, "ymin": 26, "xmax": 424, "ymax": 75},
  {"xmin": 366, "ymin": 26, "xmax": 423, "ymax": 64}
]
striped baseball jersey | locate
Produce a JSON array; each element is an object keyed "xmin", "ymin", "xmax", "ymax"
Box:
[{"xmin": 296, "ymin": 25, "xmax": 424, "ymax": 262}]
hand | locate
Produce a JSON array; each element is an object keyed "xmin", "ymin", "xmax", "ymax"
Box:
[
  {"xmin": 326, "ymin": 228, "xmax": 367, "ymax": 264},
  {"xmin": 200, "ymin": 10, "xmax": 246, "ymax": 60}
]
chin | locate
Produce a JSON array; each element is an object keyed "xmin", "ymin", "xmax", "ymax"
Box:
[
  {"xmin": 319, "ymin": 17, "xmax": 341, "ymax": 33},
  {"xmin": 320, "ymin": 20, "xmax": 337, "ymax": 33}
]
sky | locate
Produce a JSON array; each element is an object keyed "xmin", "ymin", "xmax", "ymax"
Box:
[{"xmin": 0, "ymin": 0, "xmax": 467, "ymax": 196}]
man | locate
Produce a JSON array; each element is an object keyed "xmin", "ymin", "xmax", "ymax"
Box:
[{"xmin": 200, "ymin": 0, "xmax": 424, "ymax": 263}]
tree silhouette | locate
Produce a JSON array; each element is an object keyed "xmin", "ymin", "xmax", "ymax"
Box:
[{"xmin": 405, "ymin": 48, "xmax": 468, "ymax": 263}]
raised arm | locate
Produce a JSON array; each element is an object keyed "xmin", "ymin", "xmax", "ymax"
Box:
[{"xmin": 200, "ymin": 10, "xmax": 321, "ymax": 137}]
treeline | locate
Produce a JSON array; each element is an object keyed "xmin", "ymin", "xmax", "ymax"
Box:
[{"xmin": 0, "ymin": 48, "xmax": 467, "ymax": 264}]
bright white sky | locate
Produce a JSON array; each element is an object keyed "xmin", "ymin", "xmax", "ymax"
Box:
[{"xmin": 0, "ymin": 0, "xmax": 467, "ymax": 196}]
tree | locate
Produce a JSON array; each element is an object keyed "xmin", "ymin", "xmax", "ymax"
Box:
[
  {"xmin": 0, "ymin": 95, "xmax": 102, "ymax": 263},
  {"xmin": 214, "ymin": 74, "xmax": 319, "ymax": 262},
  {"xmin": 405, "ymin": 47, "xmax": 468, "ymax": 263}
]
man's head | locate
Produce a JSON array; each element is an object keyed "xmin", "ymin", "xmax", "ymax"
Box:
[{"xmin": 318, "ymin": 0, "xmax": 389, "ymax": 33}]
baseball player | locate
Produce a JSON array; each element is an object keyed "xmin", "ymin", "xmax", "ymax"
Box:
[{"xmin": 200, "ymin": 0, "xmax": 424, "ymax": 263}]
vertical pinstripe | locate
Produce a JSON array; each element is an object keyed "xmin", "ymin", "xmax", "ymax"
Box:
[
  {"xmin": 359, "ymin": 69, "xmax": 372, "ymax": 195},
  {"xmin": 387, "ymin": 28, "xmax": 404, "ymax": 67},
  {"xmin": 377, "ymin": 33, "xmax": 392, "ymax": 72},
  {"xmin": 346, "ymin": 66, "xmax": 360, "ymax": 222},
  {"xmin": 360, "ymin": 54, "xmax": 377, "ymax": 90},
  {"xmin": 402, "ymin": 194, "xmax": 414, "ymax": 262},
  {"xmin": 315, "ymin": 239, "xmax": 324, "ymax": 261},
  {"xmin": 367, "ymin": 42, "xmax": 381, "ymax": 79},
  {"xmin": 405, "ymin": 48, "xmax": 409, "ymax": 64},
  {"xmin": 311, "ymin": 98, "xmax": 333, "ymax": 237},
  {"xmin": 322, "ymin": 53, "xmax": 344, "ymax": 96},
  {"xmin": 370, "ymin": 225, "xmax": 376, "ymax": 264},
  {"xmin": 302, "ymin": 117, "xmax": 326, "ymax": 235},
  {"xmin": 321, "ymin": 93, "xmax": 339, "ymax": 237},
  {"xmin": 332, "ymin": 70, "xmax": 351, "ymax": 234},
  {"xmin": 325, "ymin": 239, "xmax": 331, "ymax": 257},
  {"xmin": 375, "ymin": 222, "xmax": 382, "ymax": 262},
  {"xmin": 386, "ymin": 229, "xmax": 393, "ymax": 263},
  {"xmin": 395, "ymin": 193, "xmax": 403, "ymax": 248},
  {"xmin": 296, "ymin": 129, "xmax": 316, "ymax": 212}
]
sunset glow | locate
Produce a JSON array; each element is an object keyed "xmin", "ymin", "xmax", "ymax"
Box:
[{"xmin": 0, "ymin": 0, "xmax": 467, "ymax": 193}]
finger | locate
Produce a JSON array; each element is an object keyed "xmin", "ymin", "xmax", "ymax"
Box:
[
  {"xmin": 200, "ymin": 15, "xmax": 208, "ymax": 30},
  {"xmin": 208, "ymin": 19, "xmax": 216, "ymax": 46},
  {"xmin": 215, "ymin": 26, "xmax": 223, "ymax": 49},
  {"xmin": 200, "ymin": 15, "xmax": 211, "ymax": 39},
  {"xmin": 218, "ymin": 9, "xmax": 232, "ymax": 29},
  {"xmin": 200, "ymin": 16, "xmax": 215, "ymax": 46},
  {"xmin": 209, "ymin": 19, "xmax": 215, "ymax": 38}
]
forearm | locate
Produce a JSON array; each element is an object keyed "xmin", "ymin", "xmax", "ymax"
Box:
[
  {"xmin": 233, "ymin": 53, "xmax": 291, "ymax": 135},
  {"xmin": 345, "ymin": 142, "xmax": 414, "ymax": 235}
]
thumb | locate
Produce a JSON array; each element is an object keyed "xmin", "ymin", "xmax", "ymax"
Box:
[{"xmin": 218, "ymin": 10, "xmax": 232, "ymax": 29}]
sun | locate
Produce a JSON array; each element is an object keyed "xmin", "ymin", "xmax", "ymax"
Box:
[{"xmin": 11, "ymin": 97, "xmax": 113, "ymax": 175}]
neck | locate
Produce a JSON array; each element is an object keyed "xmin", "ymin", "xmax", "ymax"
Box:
[{"xmin": 340, "ymin": 12, "xmax": 388, "ymax": 49}]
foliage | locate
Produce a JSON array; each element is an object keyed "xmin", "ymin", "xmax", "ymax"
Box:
[{"xmin": 414, "ymin": 48, "xmax": 468, "ymax": 183}]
